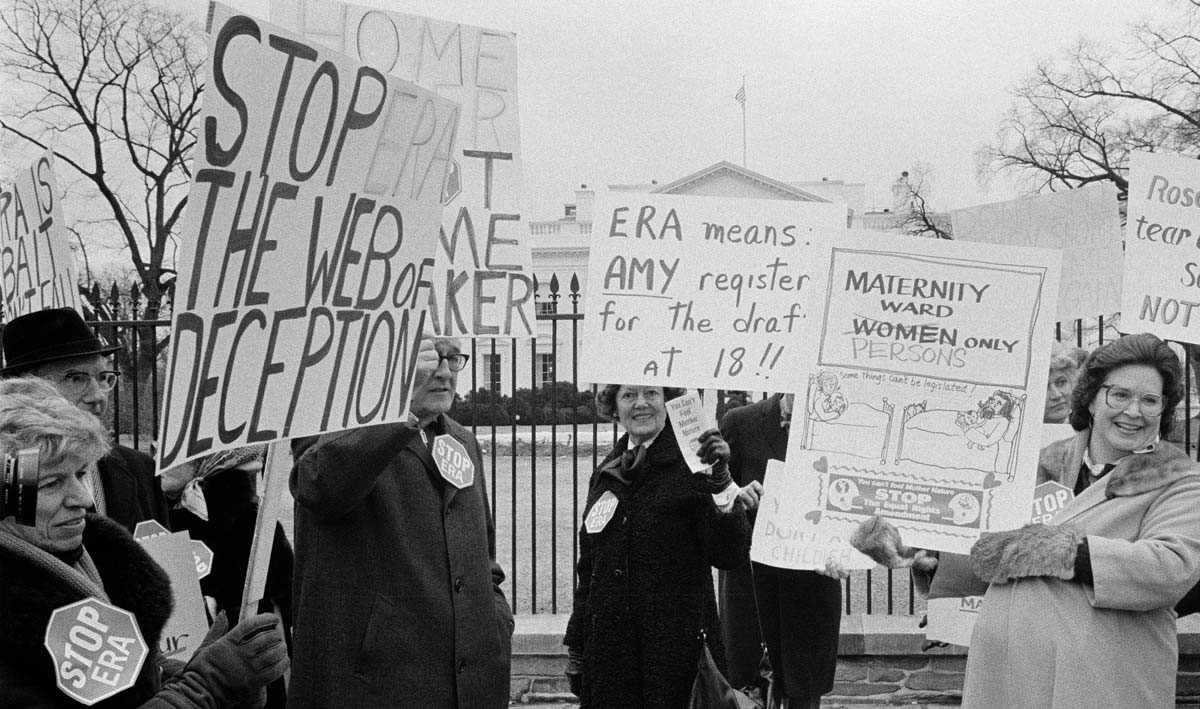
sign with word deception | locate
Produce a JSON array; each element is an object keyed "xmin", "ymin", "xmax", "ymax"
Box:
[
  {"xmin": 1122, "ymin": 151, "xmax": 1200, "ymax": 345},
  {"xmin": 579, "ymin": 194, "xmax": 846, "ymax": 390},
  {"xmin": 780, "ymin": 230, "xmax": 1060, "ymax": 554},
  {"xmin": 951, "ymin": 183, "xmax": 1121, "ymax": 323},
  {"xmin": 666, "ymin": 391, "xmax": 716, "ymax": 473},
  {"xmin": 158, "ymin": 4, "xmax": 455, "ymax": 469},
  {"xmin": 137, "ymin": 532, "xmax": 209, "ymax": 663},
  {"xmin": 270, "ymin": 0, "xmax": 533, "ymax": 338},
  {"xmin": 44, "ymin": 598, "xmax": 149, "ymax": 705},
  {"xmin": 431, "ymin": 433, "xmax": 475, "ymax": 489},
  {"xmin": 0, "ymin": 152, "xmax": 80, "ymax": 319}
]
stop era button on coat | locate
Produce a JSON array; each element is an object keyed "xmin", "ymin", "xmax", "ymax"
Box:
[{"xmin": 43, "ymin": 598, "xmax": 149, "ymax": 706}]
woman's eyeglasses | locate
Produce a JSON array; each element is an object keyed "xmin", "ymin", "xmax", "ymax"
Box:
[
  {"xmin": 59, "ymin": 370, "xmax": 121, "ymax": 394},
  {"xmin": 1099, "ymin": 384, "xmax": 1165, "ymax": 416}
]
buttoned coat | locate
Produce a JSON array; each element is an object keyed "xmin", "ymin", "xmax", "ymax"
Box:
[
  {"xmin": 564, "ymin": 425, "xmax": 751, "ymax": 708},
  {"xmin": 288, "ymin": 417, "xmax": 513, "ymax": 709},
  {"xmin": 717, "ymin": 394, "xmax": 841, "ymax": 698},
  {"xmin": 964, "ymin": 434, "xmax": 1200, "ymax": 709}
]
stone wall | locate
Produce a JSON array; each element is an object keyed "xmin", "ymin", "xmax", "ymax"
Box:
[{"xmin": 510, "ymin": 613, "xmax": 1200, "ymax": 705}]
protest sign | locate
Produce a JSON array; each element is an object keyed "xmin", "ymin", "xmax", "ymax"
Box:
[
  {"xmin": 1122, "ymin": 151, "xmax": 1200, "ymax": 344},
  {"xmin": 951, "ymin": 183, "xmax": 1121, "ymax": 323},
  {"xmin": 270, "ymin": 0, "xmax": 532, "ymax": 338},
  {"xmin": 751, "ymin": 459, "xmax": 876, "ymax": 572},
  {"xmin": 138, "ymin": 532, "xmax": 209, "ymax": 663},
  {"xmin": 776, "ymin": 230, "xmax": 1060, "ymax": 554},
  {"xmin": 0, "ymin": 152, "xmax": 80, "ymax": 319},
  {"xmin": 666, "ymin": 391, "xmax": 715, "ymax": 473},
  {"xmin": 44, "ymin": 598, "xmax": 149, "ymax": 705},
  {"xmin": 579, "ymin": 194, "xmax": 846, "ymax": 390},
  {"xmin": 157, "ymin": 4, "xmax": 457, "ymax": 469},
  {"xmin": 924, "ymin": 480, "xmax": 1075, "ymax": 646}
]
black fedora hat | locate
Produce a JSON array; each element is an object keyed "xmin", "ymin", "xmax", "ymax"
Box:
[{"xmin": 1, "ymin": 307, "xmax": 119, "ymax": 375}]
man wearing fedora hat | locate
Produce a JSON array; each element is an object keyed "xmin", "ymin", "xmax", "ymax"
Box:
[{"xmin": 1, "ymin": 307, "xmax": 171, "ymax": 532}]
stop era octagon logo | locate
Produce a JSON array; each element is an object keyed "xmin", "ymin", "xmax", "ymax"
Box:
[{"xmin": 44, "ymin": 597, "xmax": 149, "ymax": 705}]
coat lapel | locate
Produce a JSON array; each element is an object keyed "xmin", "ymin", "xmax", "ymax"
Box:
[{"xmin": 763, "ymin": 395, "xmax": 789, "ymax": 461}]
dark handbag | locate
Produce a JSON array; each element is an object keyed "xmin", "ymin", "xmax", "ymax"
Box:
[{"xmin": 689, "ymin": 632, "xmax": 758, "ymax": 709}]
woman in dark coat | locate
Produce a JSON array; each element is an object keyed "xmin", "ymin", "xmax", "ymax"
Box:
[{"xmin": 564, "ymin": 384, "xmax": 751, "ymax": 708}]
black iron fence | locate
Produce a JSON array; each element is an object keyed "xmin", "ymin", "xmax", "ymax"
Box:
[{"xmin": 9, "ymin": 284, "xmax": 1198, "ymax": 617}]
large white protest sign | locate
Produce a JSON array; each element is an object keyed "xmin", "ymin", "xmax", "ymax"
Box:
[
  {"xmin": 157, "ymin": 4, "xmax": 457, "ymax": 469},
  {"xmin": 1122, "ymin": 151, "xmax": 1200, "ymax": 344},
  {"xmin": 270, "ymin": 0, "xmax": 533, "ymax": 338},
  {"xmin": 579, "ymin": 194, "xmax": 845, "ymax": 390},
  {"xmin": 951, "ymin": 183, "xmax": 1121, "ymax": 323},
  {"xmin": 774, "ymin": 230, "xmax": 1059, "ymax": 554},
  {"xmin": 0, "ymin": 152, "xmax": 80, "ymax": 318}
]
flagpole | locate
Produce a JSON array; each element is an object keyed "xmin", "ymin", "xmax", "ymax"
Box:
[{"xmin": 741, "ymin": 75, "xmax": 747, "ymax": 168}]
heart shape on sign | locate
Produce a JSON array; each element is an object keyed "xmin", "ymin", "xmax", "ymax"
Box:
[
  {"xmin": 813, "ymin": 457, "xmax": 828, "ymax": 473},
  {"xmin": 982, "ymin": 473, "xmax": 1001, "ymax": 489},
  {"xmin": 804, "ymin": 510, "xmax": 822, "ymax": 524}
]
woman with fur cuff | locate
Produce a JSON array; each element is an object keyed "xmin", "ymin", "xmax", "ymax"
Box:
[
  {"xmin": 856, "ymin": 334, "xmax": 1200, "ymax": 708},
  {"xmin": 0, "ymin": 377, "xmax": 289, "ymax": 708}
]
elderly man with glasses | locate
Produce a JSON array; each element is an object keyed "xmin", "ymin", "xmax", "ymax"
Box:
[{"xmin": 0, "ymin": 307, "xmax": 171, "ymax": 532}]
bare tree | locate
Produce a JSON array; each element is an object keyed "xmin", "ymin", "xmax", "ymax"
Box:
[
  {"xmin": 979, "ymin": 1, "xmax": 1200, "ymax": 198},
  {"xmin": 0, "ymin": 0, "xmax": 204, "ymax": 321},
  {"xmin": 890, "ymin": 166, "xmax": 952, "ymax": 239}
]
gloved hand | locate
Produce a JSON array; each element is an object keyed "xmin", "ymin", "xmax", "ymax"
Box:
[
  {"xmin": 969, "ymin": 523, "xmax": 1083, "ymax": 584},
  {"xmin": 850, "ymin": 515, "xmax": 938, "ymax": 571},
  {"xmin": 695, "ymin": 429, "xmax": 733, "ymax": 494},
  {"xmin": 186, "ymin": 612, "xmax": 288, "ymax": 699},
  {"xmin": 565, "ymin": 645, "xmax": 584, "ymax": 697}
]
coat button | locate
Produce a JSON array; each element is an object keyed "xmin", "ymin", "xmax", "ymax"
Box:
[
  {"xmin": 613, "ymin": 568, "xmax": 623, "ymax": 578},
  {"xmin": 454, "ymin": 577, "xmax": 464, "ymax": 592},
  {"xmin": 457, "ymin": 659, "xmax": 466, "ymax": 673}
]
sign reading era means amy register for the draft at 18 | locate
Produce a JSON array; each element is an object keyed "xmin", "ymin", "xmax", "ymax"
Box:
[
  {"xmin": 1121, "ymin": 151, "xmax": 1200, "ymax": 346},
  {"xmin": 0, "ymin": 152, "xmax": 81, "ymax": 319},
  {"xmin": 156, "ymin": 4, "xmax": 458, "ymax": 470},
  {"xmin": 758, "ymin": 230, "xmax": 1060, "ymax": 555},
  {"xmin": 578, "ymin": 193, "xmax": 846, "ymax": 391},
  {"xmin": 270, "ymin": 0, "xmax": 534, "ymax": 338}
]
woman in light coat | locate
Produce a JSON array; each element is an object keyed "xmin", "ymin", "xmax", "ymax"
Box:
[{"xmin": 964, "ymin": 333, "xmax": 1200, "ymax": 708}]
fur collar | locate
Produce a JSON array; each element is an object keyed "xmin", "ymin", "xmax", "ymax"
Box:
[{"xmin": 1060, "ymin": 431, "xmax": 1200, "ymax": 498}]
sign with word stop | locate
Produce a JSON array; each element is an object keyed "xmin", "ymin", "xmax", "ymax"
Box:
[
  {"xmin": 1029, "ymin": 480, "xmax": 1074, "ymax": 525},
  {"xmin": 44, "ymin": 598, "xmax": 149, "ymax": 705},
  {"xmin": 431, "ymin": 434, "xmax": 475, "ymax": 489}
]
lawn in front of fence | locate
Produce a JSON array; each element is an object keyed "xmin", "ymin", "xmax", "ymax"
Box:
[{"xmin": 276, "ymin": 453, "xmax": 924, "ymax": 617}]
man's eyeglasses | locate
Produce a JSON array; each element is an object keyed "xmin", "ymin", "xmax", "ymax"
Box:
[
  {"xmin": 59, "ymin": 370, "xmax": 121, "ymax": 394},
  {"xmin": 1099, "ymin": 384, "xmax": 1165, "ymax": 416},
  {"xmin": 438, "ymin": 354, "xmax": 470, "ymax": 372}
]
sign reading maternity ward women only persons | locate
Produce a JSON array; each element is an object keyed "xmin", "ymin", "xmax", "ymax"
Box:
[
  {"xmin": 1121, "ymin": 151, "xmax": 1200, "ymax": 346},
  {"xmin": 270, "ymin": 0, "xmax": 534, "ymax": 338},
  {"xmin": 0, "ymin": 152, "xmax": 80, "ymax": 319},
  {"xmin": 579, "ymin": 193, "xmax": 846, "ymax": 390},
  {"xmin": 156, "ymin": 4, "xmax": 457, "ymax": 469},
  {"xmin": 752, "ymin": 231, "xmax": 1061, "ymax": 557}
]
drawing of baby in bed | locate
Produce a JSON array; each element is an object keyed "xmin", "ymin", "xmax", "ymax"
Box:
[
  {"xmin": 955, "ymin": 390, "xmax": 1018, "ymax": 450},
  {"xmin": 809, "ymin": 371, "xmax": 849, "ymax": 422}
]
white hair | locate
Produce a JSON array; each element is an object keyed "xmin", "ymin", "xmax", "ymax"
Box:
[{"xmin": 0, "ymin": 376, "xmax": 110, "ymax": 468}]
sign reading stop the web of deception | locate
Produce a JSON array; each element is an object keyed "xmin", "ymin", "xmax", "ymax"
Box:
[{"xmin": 44, "ymin": 598, "xmax": 149, "ymax": 705}]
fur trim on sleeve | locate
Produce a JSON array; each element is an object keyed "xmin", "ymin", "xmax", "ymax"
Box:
[{"xmin": 969, "ymin": 524, "xmax": 1083, "ymax": 584}]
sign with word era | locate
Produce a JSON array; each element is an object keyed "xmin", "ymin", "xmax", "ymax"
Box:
[{"xmin": 44, "ymin": 598, "xmax": 149, "ymax": 705}]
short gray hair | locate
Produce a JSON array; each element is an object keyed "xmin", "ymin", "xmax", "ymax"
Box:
[{"xmin": 0, "ymin": 376, "xmax": 110, "ymax": 468}]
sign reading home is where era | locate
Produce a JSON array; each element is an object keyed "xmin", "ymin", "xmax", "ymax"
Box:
[
  {"xmin": 767, "ymin": 230, "xmax": 1060, "ymax": 555},
  {"xmin": 270, "ymin": 0, "xmax": 533, "ymax": 338},
  {"xmin": 951, "ymin": 182, "xmax": 1121, "ymax": 323},
  {"xmin": 0, "ymin": 152, "xmax": 80, "ymax": 319},
  {"xmin": 579, "ymin": 194, "xmax": 846, "ymax": 391},
  {"xmin": 157, "ymin": 4, "xmax": 456, "ymax": 469},
  {"xmin": 1122, "ymin": 151, "xmax": 1200, "ymax": 345}
]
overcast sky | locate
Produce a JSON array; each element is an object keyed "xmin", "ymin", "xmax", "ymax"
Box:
[{"xmin": 188, "ymin": 0, "xmax": 1162, "ymax": 219}]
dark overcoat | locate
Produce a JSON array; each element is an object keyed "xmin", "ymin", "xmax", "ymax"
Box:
[
  {"xmin": 288, "ymin": 416, "xmax": 513, "ymax": 709},
  {"xmin": 564, "ymin": 424, "xmax": 751, "ymax": 708},
  {"xmin": 717, "ymin": 394, "xmax": 842, "ymax": 699},
  {"xmin": 96, "ymin": 444, "xmax": 172, "ymax": 533}
]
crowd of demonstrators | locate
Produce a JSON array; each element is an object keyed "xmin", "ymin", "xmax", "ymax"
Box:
[
  {"xmin": 564, "ymin": 384, "xmax": 751, "ymax": 707},
  {"xmin": 288, "ymin": 337, "xmax": 513, "ymax": 708},
  {"xmin": 1, "ymin": 308, "xmax": 170, "ymax": 532},
  {"xmin": 0, "ymin": 377, "xmax": 288, "ymax": 707},
  {"xmin": 717, "ymin": 392, "xmax": 844, "ymax": 709},
  {"xmin": 855, "ymin": 333, "xmax": 1200, "ymax": 709}
]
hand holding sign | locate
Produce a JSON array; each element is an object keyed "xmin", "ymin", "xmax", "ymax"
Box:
[
  {"xmin": 183, "ymin": 611, "xmax": 289, "ymax": 702},
  {"xmin": 693, "ymin": 429, "xmax": 734, "ymax": 494}
]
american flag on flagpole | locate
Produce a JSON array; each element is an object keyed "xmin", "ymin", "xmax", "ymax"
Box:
[{"xmin": 735, "ymin": 81, "xmax": 746, "ymax": 106}]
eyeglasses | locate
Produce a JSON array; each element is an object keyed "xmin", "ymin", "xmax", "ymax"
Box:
[
  {"xmin": 59, "ymin": 370, "xmax": 121, "ymax": 394},
  {"xmin": 438, "ymin": 354, "xmax": 470, "ymax": 372},
  {"xmin": 1099, "ymin": 384, "xmax": 1165, "ymax": 416}
]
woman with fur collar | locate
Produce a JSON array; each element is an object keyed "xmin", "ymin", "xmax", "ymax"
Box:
[
  {"xmin": 0, "ymin": 377, "xmax": 289, "ymax": 708},
  {"xmin": 856, "ymin": 334, "xmax": 1200, "ymax": 708}
]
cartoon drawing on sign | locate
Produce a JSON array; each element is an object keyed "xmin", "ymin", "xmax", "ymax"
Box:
[
  {"xmin": 895, "ymin": 389, "xmax": 1026, "ymax": 480},
  {"xmin": 798, "ymin": 371, "xmax": 895, "ymax": 463}
]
